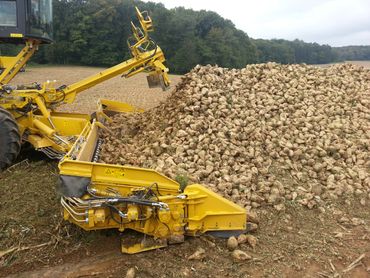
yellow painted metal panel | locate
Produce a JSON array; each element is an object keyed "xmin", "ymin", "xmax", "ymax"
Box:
[
  {"xmin": 0, "ymin": 40, "xmax": 38, "ymax": 84},
  {"xmin": 184, "ymin": 184, "xmax": 246, "ymax": 234},
  {"xmin": 99, "ymin": 99, "xmax": 144, "ymax": 113}
]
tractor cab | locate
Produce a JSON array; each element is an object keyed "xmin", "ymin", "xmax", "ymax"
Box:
[{"xmin": 0, "ymin": 0, "xmax": 52, "ymax": 44}]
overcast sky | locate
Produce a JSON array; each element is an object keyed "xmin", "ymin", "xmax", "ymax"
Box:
[{"xmin": 144, "ymin": 0, "xmax": 370, "ymax": 46}]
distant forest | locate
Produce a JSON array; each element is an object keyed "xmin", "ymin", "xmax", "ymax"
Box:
[{"xmin": 2, "ymin": 0, "xmax": 370, "ymax": 74}]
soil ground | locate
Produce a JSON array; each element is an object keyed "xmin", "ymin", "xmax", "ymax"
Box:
[{"xmin": 0, "ymin": 65, "xmax": 369, "ymax": 278}]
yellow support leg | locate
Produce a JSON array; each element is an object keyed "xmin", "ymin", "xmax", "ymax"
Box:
[{"xmin": 0, "ymin": 40, "xmax": 39, "ymax": 85}]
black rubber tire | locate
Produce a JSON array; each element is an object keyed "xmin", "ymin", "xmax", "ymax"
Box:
[{"xmin": 0, "ymin": 107, "xmax": 21, "ymax": 170}]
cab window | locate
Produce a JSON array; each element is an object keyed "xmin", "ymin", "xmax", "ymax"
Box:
[
  {"xmin": 28, "ymin": 0, "xmax": 52, "ymax": 40},
  {"xmin": 0, "ymin": 0, "xmax": 17, "ymax": 27}
]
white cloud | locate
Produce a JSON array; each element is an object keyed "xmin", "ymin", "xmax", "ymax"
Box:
[{"xmin": 144, "ymin": 0, "xmax": 370, "ymax": 46}]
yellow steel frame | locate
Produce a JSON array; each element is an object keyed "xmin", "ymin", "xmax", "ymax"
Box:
[
  {"xmin": 0, "ymin": 40, "xmax": 39, "ymax": 85},
  {"xmin": 1, "ymin": 6, "xmax": 247, "ymax": 254},
  {"xmin": 59, "ymin": 106, "xmax": 246, "ymax": 254},
  {"xmin": 0, "ymin": 7, "xmax": 169, "ymax": 155},
  {"xmin": 61, "ymin": 46, "xmax": 169, "ymax": 104}
]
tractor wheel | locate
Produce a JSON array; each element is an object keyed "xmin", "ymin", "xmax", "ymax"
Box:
[{"xmin": 0, "ymin": 107, "xmax": 21, "ymax": 170}]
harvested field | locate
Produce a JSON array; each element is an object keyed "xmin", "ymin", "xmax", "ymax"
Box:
[
  {"xmin": 345, "ymin": 61, "xmax": 370, "ymax": 68},
  {"xmin": 1, "ymin": 65, "xmax": 370, "ymax": 277},
  {"xmin": 12, "ymin": 66, "xmax": 182, "ymax": 113},
  {"xmin": 315, "ymin": 60, "xmax": 370, "ymax": 69}
]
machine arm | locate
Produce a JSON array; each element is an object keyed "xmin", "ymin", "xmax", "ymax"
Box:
[
  {"xmin": 61, "ymin": 45, "xmax": 169, "ymax": 104},
  {"xmin": 0, "ymin": 7, "xmax": 170, "ymax": 157},
  {"xmin": 0, "ymin": 7, "xmax": 170, "ymax": 110},
  {"xmin": 56, "ymin": 6, "xmax": 170, "ymax": 104}
]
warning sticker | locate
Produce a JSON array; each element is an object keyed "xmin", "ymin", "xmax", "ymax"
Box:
[{"xmin": 104, "ymin": 168, "xmax": 125, "ymax": 178}]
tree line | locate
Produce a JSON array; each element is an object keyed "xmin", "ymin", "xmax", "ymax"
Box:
[
  {"xmin": 334, "ymin": 46, "xmax": 370, "ymax": 61},
  {"xmin": 1, "ymin": 0, "xmax": 369, "ymax": 74},
  {"xmin": 253, "ymin": 39, "xmax": 338, "ymax": 64}
]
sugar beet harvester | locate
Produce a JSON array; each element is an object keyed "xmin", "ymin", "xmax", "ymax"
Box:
[{"xmin": 0, "ymin": 0, "xmax": 247, "ymax": 253}]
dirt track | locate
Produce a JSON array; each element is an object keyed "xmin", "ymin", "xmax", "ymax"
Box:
[{"xmin": 0, "ymin": 65, "xmax": 369, "ymax": 277}]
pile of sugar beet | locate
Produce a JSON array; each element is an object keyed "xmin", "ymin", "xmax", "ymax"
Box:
[{"xmin": 100, "ymin": 63, "xmax": 370, "ymax": 211}]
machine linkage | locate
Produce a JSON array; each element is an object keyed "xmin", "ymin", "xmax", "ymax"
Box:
[
  {"xmin": 0, "ymin": 7, "xmax": 170, "ymax": 166},
  {"xmin": 1, "ymin": 3, "xmax": 249, "ymax": 254}
]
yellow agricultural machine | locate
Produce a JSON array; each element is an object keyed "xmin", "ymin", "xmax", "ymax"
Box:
[{"xmin": 0, "ymin": 0, "xmax": 247, "ymax": 253}]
